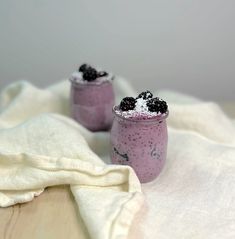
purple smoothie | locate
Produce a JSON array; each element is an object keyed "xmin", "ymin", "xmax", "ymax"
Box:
[
  {"xmin": 70, "ymin": 64, "xmax": 115, "ymax": 131},
  {"xmin": 110, "ymin": 92, "xmax": 168, "ymax": 183}
]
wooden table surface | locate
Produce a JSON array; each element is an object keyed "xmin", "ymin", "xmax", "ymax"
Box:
[{"xmin": 0, "ymin": 103, "xmax": 234, "ymax": 239}]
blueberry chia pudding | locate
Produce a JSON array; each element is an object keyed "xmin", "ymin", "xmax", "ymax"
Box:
[
  {"xmin": 70, "ymin": 63, "xmax": 115, "ymax": 131},
  {"xmin": 110, "ymin": 91, "xmax": 169, "ymax": 183}
]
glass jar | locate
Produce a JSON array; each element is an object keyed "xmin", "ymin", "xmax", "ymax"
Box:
[
  {"xmin": 70, "ymin": 79, "xmax": 115, "ymax": 132},
  {"xmin": 110, "ymin": 108, "xmax": 168, "ymax": 183}
]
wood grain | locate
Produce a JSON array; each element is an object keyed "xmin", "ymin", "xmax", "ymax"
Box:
[
  {"xmin": 0, "ymin": 104, "xmax": 234, "ymax": 239},
  {"xmin": 0, "ymin": 186, "xmax": 89, "ymax": 239}
]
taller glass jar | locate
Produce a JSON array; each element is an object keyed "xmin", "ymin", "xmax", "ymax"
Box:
[
  {"xmin": 110, "ymin": 107, "xmax": 168, "ymax": 183},
  {"xmin": 70, "ymin": 79, "xmax": 115, "ymax": 132}
]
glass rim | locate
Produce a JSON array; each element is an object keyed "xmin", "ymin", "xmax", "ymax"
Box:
[
  {"xmin": 112, "ymin": 106, "xmax": 169, "ymax": 123},
  {"xmin": 69, "ymin": 77, "xmax": 114, "ymax": 87}
]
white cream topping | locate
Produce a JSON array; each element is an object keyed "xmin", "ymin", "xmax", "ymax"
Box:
[
  {"xmin": 115, "ymin": 97, "xmax": 164, "ymax": 119},
  {"xmin": 70, "ymin": 67, "xmax": 114, "ymax": 84}
]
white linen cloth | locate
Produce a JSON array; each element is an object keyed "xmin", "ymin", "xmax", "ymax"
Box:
[{"xmin": 0, "ymin": 79, "xmax": 235, "ymax": 239}]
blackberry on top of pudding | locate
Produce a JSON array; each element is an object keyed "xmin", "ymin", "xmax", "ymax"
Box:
[
  {"xmin": 116, "ymin": 90, "xmax": 168, "ymax": 120},
  {"xmin": 71, "ymin": 63, "xmax": 114, "ymax": 83},
  {"xmin": 69, "ymin": 63, "xmax": 115, "ymax": 132},
  {"xmin": 111, "ymin": 91, "xmax": 169, "ymax": 183}
]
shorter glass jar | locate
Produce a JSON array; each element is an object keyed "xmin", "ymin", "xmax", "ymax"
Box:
[
  {"xmin": 110, "ymin": 107, "xmax": 168, "ymax": 183},
  {"xmin": 70, "ymin": 79, "xmax": 115, "ymax": 132}
]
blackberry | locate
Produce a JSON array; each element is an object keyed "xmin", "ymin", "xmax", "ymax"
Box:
[
  {"xmin": 83, "ymin": 67, "xmax": 98, "ymax": 81},
  {"xmin": 79, "ymin": 64, "xmax": 90, "ymax": 73},
  {"xmin": 120, "ymin": 97, "xmax": 136, "ymax": 111},
  {"xmin": 147, "ymin": 97, "xmax": 168, "ymax": 114},
  {"xmin": 98, "ymin": 71, "xmax": 108, "ymax": 77},
  {"xmin": 136, "ymin": 90, "xmax": 153, "ymax": 100}
]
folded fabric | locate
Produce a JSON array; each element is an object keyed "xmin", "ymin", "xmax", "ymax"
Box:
[
  {"xmin": 0, "ymin": 79, "xmax": 235, "ymax": 239},
  {"xmin": 0, "ymin": 79, "xmax": 143, "ymax": 239}
]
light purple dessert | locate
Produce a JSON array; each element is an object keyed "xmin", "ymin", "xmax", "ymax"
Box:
[
  {"xmin": 70, "ymin": 64, "xmax": 115, "ymax": 131},
  {"xmin": 110, "ymin": 91, "xmax": 169, "ymax": 183}
]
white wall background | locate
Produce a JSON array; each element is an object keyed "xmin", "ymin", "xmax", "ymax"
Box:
[{"xmin": 0, "ymin": 0, "xmax": 235, "ymax": 100}]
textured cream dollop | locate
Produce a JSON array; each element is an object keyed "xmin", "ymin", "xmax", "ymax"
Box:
[
  {"xmin": 115, "ymin": 97, "xmax": 164, "ymax": 119},
  {"xmin": 70, "ymin": 70, "xmax": 114, "ymax": 85}
]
